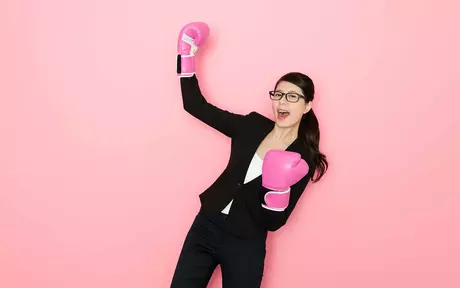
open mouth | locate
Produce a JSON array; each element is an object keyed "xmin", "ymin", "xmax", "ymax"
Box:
[{"xmin": 277, "ymin": 109, "xmax": 290, "ymax": 118}]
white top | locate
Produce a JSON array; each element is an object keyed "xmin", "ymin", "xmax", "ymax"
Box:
[{"xmin": 221, "ymin": 152, "xmax": 263, "ymax": 215}]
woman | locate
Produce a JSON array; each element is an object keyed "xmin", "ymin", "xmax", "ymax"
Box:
[{"xmin": 170, "ymin": 22, "xmax": 328, "ymax": 288}]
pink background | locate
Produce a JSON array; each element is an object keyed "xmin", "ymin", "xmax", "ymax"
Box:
[{"xmin": 1, "ymin": 0, "xmax": 459, "ymax": 287}]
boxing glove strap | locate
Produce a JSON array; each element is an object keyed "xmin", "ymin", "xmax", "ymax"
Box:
[
  {"xmin": 264, "ymin": 188, "xmax": 291, "ymax": 196},
  {"xmin": 176, "ymin": 54, "xmax": 195, "ymax": 77},
  {"xmin": 176, "ymin": 54, "xmax": 181, "ymax": 74},
  {"xmin": 261, "ymin": 203, "xmax": 287, "ymax": 212},
  {"xmin": 261, "ymin": 188, "xmax": 291, "ymax": 212}
]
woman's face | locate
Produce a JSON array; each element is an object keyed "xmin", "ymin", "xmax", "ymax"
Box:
[{"xmin": 271, "ymin": 81, "xmax": 312, "ymax": 128}]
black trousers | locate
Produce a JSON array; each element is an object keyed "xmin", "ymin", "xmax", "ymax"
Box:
[{"xmin": 170, "ymin": 211, "xmax": 267, "ymax": 288}]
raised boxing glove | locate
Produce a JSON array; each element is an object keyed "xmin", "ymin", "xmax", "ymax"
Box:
[
  {"xmin": 261, "ymin": 150, "xmax": 309, "ymax": 211},
  {"xmin": 177, "ymin": 22, "xmax": 209, "ymax": 77}
]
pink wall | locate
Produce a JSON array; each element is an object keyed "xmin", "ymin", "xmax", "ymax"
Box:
[{"xmin": 1, "ymin": 0, "xmax": 459, "ymax": 287}]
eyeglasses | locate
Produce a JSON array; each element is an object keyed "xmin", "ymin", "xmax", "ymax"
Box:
[{"xmin": 269, "ymin": 91, "xmax": 306, "ymax": 103}]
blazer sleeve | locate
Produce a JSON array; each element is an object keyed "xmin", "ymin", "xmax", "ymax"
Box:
[
  {"xmin": 180, "ymin": 75, "xmax": 247, "ymax": 138},
  {"xmin": 245, "ymin": 171, "xmax": 311, "ymax": 232}
]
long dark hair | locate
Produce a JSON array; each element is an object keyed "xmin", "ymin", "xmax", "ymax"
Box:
[{"xmin": 275, "ymin": 72, "xmax": 328, "ymax": 182}]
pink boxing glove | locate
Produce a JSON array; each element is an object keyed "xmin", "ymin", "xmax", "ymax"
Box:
[
  {"xmin": 261, "ymin": 150, "xmax": 309, "ymax": 212},
  {"xmin": 177, "ymin": 22, "xmax": 209, "ymax": 77}
]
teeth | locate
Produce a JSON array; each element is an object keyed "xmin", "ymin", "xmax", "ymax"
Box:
[{"xmin": 278, "ymin": 110, "xmax": 289, "ymax": 117}]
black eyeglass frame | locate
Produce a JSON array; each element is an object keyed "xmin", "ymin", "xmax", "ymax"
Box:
[{"xmin": 268, "ymin": 91, "xmax": 306, "ymax": 103}]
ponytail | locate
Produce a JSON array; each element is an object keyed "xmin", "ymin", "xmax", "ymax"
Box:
[{"xmin": 298, "ymin": 109, "xmax": 328, "ymax": 182}]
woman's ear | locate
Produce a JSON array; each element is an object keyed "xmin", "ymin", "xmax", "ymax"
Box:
[{"xmin": 304, "ymin": 101, "xmax": 312, "ymax": 114}]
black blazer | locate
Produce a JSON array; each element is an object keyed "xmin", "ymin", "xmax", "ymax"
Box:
[{"xmin": 180, "ymin": 75, "xmax": 315, "ymax": 240}]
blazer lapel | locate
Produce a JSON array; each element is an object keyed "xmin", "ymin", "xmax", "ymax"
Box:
[{"xmin": 236, "ymin": 117, "xmax": 273, "ymax": 186}]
